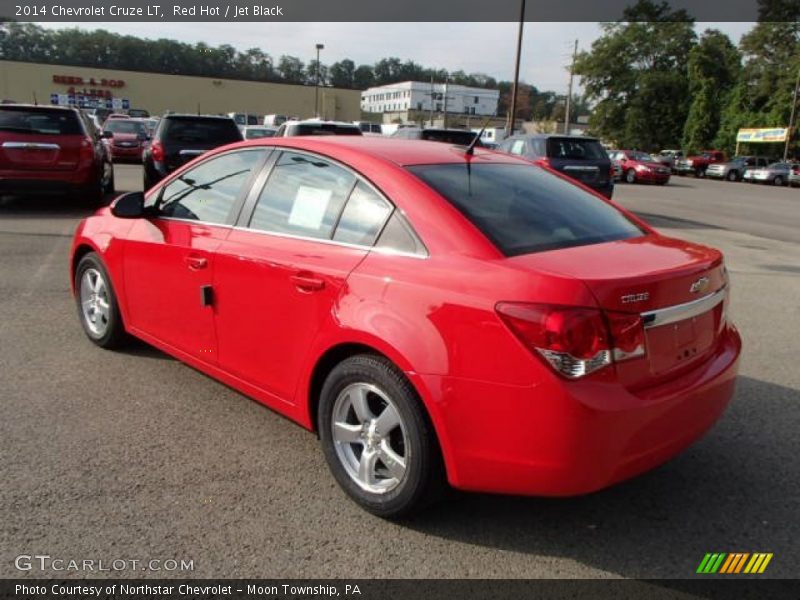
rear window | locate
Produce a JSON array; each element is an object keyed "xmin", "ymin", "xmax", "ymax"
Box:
[
  {"xmin": 162, "ymin": 118, "xmax": 242, "ymax": 144},
  {"xmin": 421, "ymin": 130, "xmax": 478, "ymax": 145},
  {"xmin": 408, "ymin": 163, "xmax": 643, "ymax": 256},
  {"xmin": 547, "ymin": 137, "xmax": 606, "ymax": 160},
  {"xmin": 0, "ymin": 108, "xmax": 82, "ymax": 135},
  {"xmin": 104, "ymin": 120, "xmax": 148, "ymax": 135},
  {"xmin": 287, "ymin": 124, "xmax": 362, "ymax": 137}
]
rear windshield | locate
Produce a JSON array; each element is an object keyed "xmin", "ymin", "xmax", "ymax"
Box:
[
  {"xmin": 547, "ymin": 137, "xmax": 607, "ymax": 160},
  {"xmin": 287, "ymin": 124, "xmax": 362, "ymax": 136},
  {"xmin": 162, "ymin": 118, "xmax": 242, "ymax": 144},
  {"xmin": 422, "ymin": 130, "xmax": 478, "ymax": 145},
  {"xmin": 244, "ymin": 128, "xmax": 275, "ymax": 139},
  {"xmin": 408, "ymin": 163, "xmax": 643, "ymax": 256},
  {"xmin": 104, "ymin": 120, "xmax": 147, "ymax": 135},
  {"xmin": 0, "ymin": 108, "xmax": 82, "ymax": 135}
]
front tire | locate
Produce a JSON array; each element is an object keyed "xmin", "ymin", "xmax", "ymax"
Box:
[
  {"xmin": 773, "ymin": 176, "xmax": 784, "ymax": 186},
  {"xmin": 727, "ymin": 170, "xmax": 738, "ymax": 182},
  {"xmin": 318, "ymin": 354, "xmax": 444, "ymax": 518},
  {"xmin": 625, "ymin": 169, "xmax": 636, "ymax": 184},
  {"xmin": 74, "ymin": 252, "xmax": 127, "ymax": 349}
]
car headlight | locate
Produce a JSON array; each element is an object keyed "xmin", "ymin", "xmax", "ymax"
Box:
[
  {"xmin": 635, "ymin": 164, "xmax": 651, "ymax": 172},
  {"xmin": 686, "ymin": 159, "xmax": 694, "ymax": 166}
]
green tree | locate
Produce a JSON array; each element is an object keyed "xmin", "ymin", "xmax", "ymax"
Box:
[
  {"xmin": 353, "ymin": 65, "xmax": 375, "ymax": 90},
  {"xmin": 277, "ymin": 55, "xmax": 305, "ymax": 83},
  {"xmin": 573, "ymin": 0, "xmax": 696, "ymax": 150},
  {"xmin": 682, "ymin": 29, "xmax": 741, "ymax": 154},
  {"xmin": 329, "ymin": 59, "xmax": 355, "ymax": 88}
]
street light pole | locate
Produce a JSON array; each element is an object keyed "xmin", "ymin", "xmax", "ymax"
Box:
[
  {"xmin": 315, "ymin": 43, "xmax": 324, "ymax": 118},
  {"xmin": 508, "ymin": 0, "xmax": 526, "ymax": 137},
  {"xmin": 784, "ymin": 67, "xmax": 800, "ymax": 161}
]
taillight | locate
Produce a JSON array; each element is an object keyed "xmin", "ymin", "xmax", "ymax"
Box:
[
  {"xmin": 151, "ymin": 140, "xmax": 165, "ymax": 162},
  {"xmin": 79, "ymin": 137, "xmax": 94, "ymax": 162},
  {"xmin": 496, "ymin": 303, "xmax": 646, "ymax": 379}
]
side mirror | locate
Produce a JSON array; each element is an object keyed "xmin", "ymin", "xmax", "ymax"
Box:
[
  {"xmin": 102, "ymin": 130, "xmax": 114, "ymax": 139},
  {"xmin": 111, "ymin": 191, "xmax": 145, "ymax": 218}
]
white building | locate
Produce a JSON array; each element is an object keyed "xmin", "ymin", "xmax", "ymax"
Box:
[{"xmin": 361, "ymin": 81, "xmax": 499, "ymax": 116}]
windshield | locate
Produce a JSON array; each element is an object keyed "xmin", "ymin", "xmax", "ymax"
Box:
[
  {"xmin": 288, "ymin": 124, "xmax": 362, "ymax": 136},
  {"xmin": 162, "ymin": 118, "xmax": 243, "ymax": 144},
  {"xmin": 421, "ymin": 130, "xmax": 478, "ymax": 145},
  {"xmin": 104, "ymin": 120, "xmax": 147, "ymax": 135},
  {"xmin": 631, "ymin": 151, "xmax": 655, "ymax": 162},
  {"xmin": 408, "ymin": 163, "xmax": 643, "ymax": 256},
  {"xmin": 244, "ymin": 128, "xmax": 275, "ymax": 139}
]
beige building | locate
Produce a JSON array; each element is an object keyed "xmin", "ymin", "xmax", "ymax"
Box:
[{"xmin": 0, "ymin": 60, "xmax": 361, "ymax": 121}]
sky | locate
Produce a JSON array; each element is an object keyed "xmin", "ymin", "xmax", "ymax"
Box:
[{"xmin": 40, "ymin": 22, "xmax": 754, "ymax": 93}]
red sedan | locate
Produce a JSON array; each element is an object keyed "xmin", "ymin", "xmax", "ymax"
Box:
[
  {"xmin": 70, "ymin": 137, "xmax": 740, "ymax": 517},
  {"xmin": 611, "ymin": 150, "xmax": 671, "ymax": 185},
  {"xmin": 102, "ymin": 118, "xmax": 149, "ymax": 162}
]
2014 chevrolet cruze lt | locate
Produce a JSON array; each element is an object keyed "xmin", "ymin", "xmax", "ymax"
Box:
[{"xmin": 71, "ymin": 137, "xmax": 741, "ymax": 517}]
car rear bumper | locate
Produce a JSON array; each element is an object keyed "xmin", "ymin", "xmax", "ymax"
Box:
[
  {"xmin": 705, "ymin": 169, "xmax": 727, "ymax": 179},
  {"xmin": 418, "ymin": 323, "xmax": 741, "ymax": 496},
  {"xmin": 110, "ymin": 146, "xmax": 143, "ymax": 161},
  {"xmin": 0, "ymin": 168, "xmax": 96, "ymax": 196}
]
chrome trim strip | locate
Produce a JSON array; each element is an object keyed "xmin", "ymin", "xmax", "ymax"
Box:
[
  {"xmin": 2, "ymin": 142, "xmax": 60, "ymax": 150},
  {"xmin": 641, "ymin": 285, "xmax": 726, "ymax": 329}
]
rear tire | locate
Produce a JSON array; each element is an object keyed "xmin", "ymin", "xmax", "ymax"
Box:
[
  {"xmin": 727, "ymin": 170, "xmax": 738, "ymax": 182},
  {"xmin": 318, "ymin": 354, "xmax": 445, "ymax": 518},
  {"xmin": 695, "ymin": 167, "xmax": 705, "ymax": 178},
  {"xmin": 773, "ymin": 176, "xmax": 784, "ymax": 186},
  {"xmin": 74, "ymin": 253, "xmax": 128, "ymax": 349}
]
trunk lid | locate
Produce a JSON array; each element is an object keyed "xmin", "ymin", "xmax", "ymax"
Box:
[
  {"xmin": 507, "ymin": 234, "xmax": 727, "ymax": 387},
  {"xmin": 0, "ymin": 106, "xmax": 84, "ymax": 171}
]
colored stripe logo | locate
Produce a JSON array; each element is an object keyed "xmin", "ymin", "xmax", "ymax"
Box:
[{"xmin": 697, "ymin": 553, "xmax": 773, "ymax": 574}]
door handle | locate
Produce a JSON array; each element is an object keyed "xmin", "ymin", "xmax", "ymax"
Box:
[
  {"xmin": 290, "ymin": 274, "xmax": 325, "ymax": 292},
  {"xmin": 185, "ymin": 255, "xmax": 208, "ymax": 270}
]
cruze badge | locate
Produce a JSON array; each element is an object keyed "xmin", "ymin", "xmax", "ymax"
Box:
[
  {"xmin": 621, "ymin": 292, "xmax": 649, "ymax": 304},
  {"xmin": 690, "ymin": 277, "xmax": 710, "ymax": 294}
]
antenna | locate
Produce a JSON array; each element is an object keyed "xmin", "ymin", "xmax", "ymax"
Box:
[{"xmin": 465, "ymin": 116, "xmax": 493, "ymax": 156}]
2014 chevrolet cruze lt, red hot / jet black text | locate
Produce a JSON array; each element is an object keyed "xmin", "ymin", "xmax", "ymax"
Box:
[{"xmin": 70, "ymin": 137, "xmax": 741, "ymax": 517}]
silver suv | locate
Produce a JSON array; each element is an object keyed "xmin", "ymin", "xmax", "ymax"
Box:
[{"xmin": 707, "ymin": 156, "xmax": 769, "ymax": 182}]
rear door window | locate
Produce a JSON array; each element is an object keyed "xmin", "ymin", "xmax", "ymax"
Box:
[
  {"xmin": 249, "ymin": 151, "xmax": 356, "ymax": 239},
  {"xmin": 408, "ymin": 163, "xmax": 643, "ymax": 256}
]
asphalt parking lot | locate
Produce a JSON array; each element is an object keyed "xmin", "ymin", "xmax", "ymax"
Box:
[{"xmin": 1, "ymin": 165, "xmax": 798, "ymax": 579}]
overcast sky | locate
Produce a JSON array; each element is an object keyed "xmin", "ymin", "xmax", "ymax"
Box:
[{"xmin": 40, "ymin": 22, "xmax": 754, "ymax": 93}]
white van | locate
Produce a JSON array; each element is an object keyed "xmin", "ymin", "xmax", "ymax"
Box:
[{"xmin": 263, "ymin": 114, "xmax": 288, "ymax": 127}]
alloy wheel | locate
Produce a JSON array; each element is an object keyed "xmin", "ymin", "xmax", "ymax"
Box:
[
  {"xmin": 80, "ymin": 268, "xmax": 110, "ymax": 336},
  {"xmin": 331, "ymin": 382, "xmax": 408, "ymax": 494}
]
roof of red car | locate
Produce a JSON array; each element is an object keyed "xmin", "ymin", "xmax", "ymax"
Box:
[{"xmin": 237, "ymin": 136, "xmax": 523, "ymax": 167}]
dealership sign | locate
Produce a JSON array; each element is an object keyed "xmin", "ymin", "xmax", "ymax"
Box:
[{"xmin": 736, "ymin": 128, "xmax": 789, "ymax": 143}]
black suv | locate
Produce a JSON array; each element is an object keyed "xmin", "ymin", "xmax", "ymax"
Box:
[
  {"xmin": 143, "ymin": 114, "xmax": 243, "ymax": 189},
  {"xmin": 497, "ymin": 134, "xmax": 614, "ymax": 198}
]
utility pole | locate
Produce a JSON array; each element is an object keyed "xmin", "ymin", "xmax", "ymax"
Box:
[
  {"xmin": 784, "ymin": 67, "xmax": 800, "ymax": 161},
  {"xmin": 314, "ymin": 43, "xmax": 324, "ymax": 118},
  {"xmin": 507, "ymin": 0, "xmax": 526, "ymax": 137},
  {"xmin": 443, "ymin": 76, "xmax": 449, "ymax": 128},
  {"xmin": 429, "ymin": 75, "xmax": 434, "ymax": 126},
  {"xmin": 564, "ymin": 39, "xmax": 578, "ymax": 135}
]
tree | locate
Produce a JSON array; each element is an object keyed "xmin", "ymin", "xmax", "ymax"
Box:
[
  {"xmin": 305, "ymin": 59, "xmax": 328, "ymax": 86},
  {"xmin": 353, "ymin": 65, "xmax": 375, "ymax": 89},
  {"xmin": 682, "ymin": 29, "xmax": 741, "ymax": 154},
  {"xmin": 329, "ymin": 59, "xmax": 355, "ymax": 88},
  {"xmin": 277, "ymin": 55, "xmax": 305, "ymax": 83},
  {"xmin": 573, "ymin": 0, "xmax": 696, "ymax": 149}
]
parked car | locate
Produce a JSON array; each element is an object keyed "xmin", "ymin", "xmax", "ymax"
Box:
[
  {"xmin": 70, "ymin": 136, "xmax": 740, "ymax": 517},
  {"xmin": 102, "ymin": 118, "xmax": 150, "ymax": 163},
  {"xmin": 0, "ymin": 103, "xmax": 113, "ymax": 204},
  {"xmin": 391, "ymin": 128, "xmax": 480, "ymax": 146},
  {"xmin": 655, "ymin": 149, "xmax": 683, "ymax": 172},
  {"xmin": 497, "ymin": 134, "xmax": 614, "ymax": 198},
  {"xmin": 788, "ymin": 165, "xmax": 800, "ymax": 187},
  {"xmin": 274, "ymin": 120, "xmax": 362, "ymax": 137},
  {"xmin": 742, "ymin": 161, "xmax": 799, "ymax": 186},
  {"xmin": 706, "ymin": 156, "xmax": 770, "ymax": 182},
  {"xmin": 242, "ymin": 125, "xmax": 277, "ymax": 140},
  {"xmin": 675, "ymin": 150, "xmax": 726, "ymax": 177},
  {"xmin": 142, "ymin": 114, "xmax": 242, "ymax": 189},
  {"xmin": 87, "ymin": 107, "xmax": 113, "ymax": 124},
  {"xmin": 228, "ymin": 112, "xmax": 260, "ymax": 130},
  {"xmin": 263, "ymin": 114, "xmax": 289, "ymax": 127},
  {"xmin": 609, "ymin": 150, "xmax": 671, "ymax": 185},
  {"xmin": 105, "ymin": 113, "xmax": 130, "ymax": 121}
]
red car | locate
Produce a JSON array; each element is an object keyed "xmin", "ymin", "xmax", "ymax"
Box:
[
  {"xmin": 102, "ymin": 118, "xmax": 150, "ymax": 163},
  {"xmin": 0, "ymin": 104, "xmax": 114, "ymax": 204},
  {"xmin": 610, "ymin": 150, "xmax": 671, "ymax": 185},
  {"xmin": 70, "ymin": 137, "xmax": 741, "ymax": 517}
]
